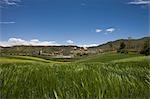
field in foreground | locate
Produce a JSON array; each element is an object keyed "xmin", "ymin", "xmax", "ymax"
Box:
[{"xmin": 0, "ymin": 53, "xmax": 150, "ymax": 98}]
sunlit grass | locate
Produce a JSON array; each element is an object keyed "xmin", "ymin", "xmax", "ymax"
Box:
[
  {"xmin": 111, "ymin": 56, "xmax": 150, "ymax": 63},
  {"xmin": 0, "ymin": 57, "xmax": 34, "ymax": 63},
  {"xmin": 78, "ymin": 53, "xmax": 140, "ymax": 63},
  {"xmin": 0, "ymin": 56, "xmax": 62, "ymax": 64},
  {"xmin": 0, "ymin": 53, "xmax": 149, "ymax": 98}
]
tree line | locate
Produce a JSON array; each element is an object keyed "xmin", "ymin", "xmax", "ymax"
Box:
[{"xmin": 117, "ymin": 40, "xmax": 150, "ymax": 56}]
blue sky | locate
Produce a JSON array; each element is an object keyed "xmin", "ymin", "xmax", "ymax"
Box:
[{"xmin": 0, "ymin": 0, "xmax": 149, "ymax": 46}]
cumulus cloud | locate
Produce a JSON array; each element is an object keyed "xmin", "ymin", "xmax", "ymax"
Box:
[
  {"xmin": 0, "ymin": 38, "xmax": 59, "ymax": 47},
  {"xmin": 78, "ymin": 44, "xmax": 98, "ymax": 47},
  {"xmin": 66, "ymin": 40, "xmax": 74, "ymax": 44},
  {"xmin": 0, "ymin": 0, "xmax": 21, "ymax": 6},
  {"xmin": 96, "ymin": 28, "xmax": 102, "ymax": 33},
  {"xmin": 106, "ymin": 28, "xmax": 115, "ymax": 33},
  {"xmin": 0, "ymin": 38, "xmax": 99, "ymax": 47},
  {"xmin": 30, "ymin": 39, "xmax": 40, "ymax": 43},
  {"xmin": 128, "ymin": 0, "xmax": 150, "ymax": 5},
  {"xmin": 8, "ymin": 38, "xmax": 26, "ymax": 43},
  {"xmin": 95, "ymin": 27, "xmax": 117, "ymax": 34},
  {"xmin": 0, "ymin": 21, "xmax": 16, "ymax": 24}
]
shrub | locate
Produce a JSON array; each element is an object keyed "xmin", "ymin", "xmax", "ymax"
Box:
[
  {"xmin": 140, "ymin": 40, "xmax": 150, "ymax": 56},
  {"xmin": 117, "ymin": 42, "xmax": 128, "ymax": 53}
]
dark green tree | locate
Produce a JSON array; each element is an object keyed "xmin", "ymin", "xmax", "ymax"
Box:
[
  {"xmin": 117, "ymin": 42, "xmax": 127, "ymax": 53},
  {"xmin": 120, "ymin": 42, "xmax": 126, "ymax": 49},
  {"xmin": 140, "ymin": 40, "xmax": 150, "ymax": 56}
]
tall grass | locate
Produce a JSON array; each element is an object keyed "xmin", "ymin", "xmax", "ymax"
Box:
[
  {"xmin": 0, "ymin": 61, "xmax": 149, "ymax": 98},
  {"xmin": 78, "ymin": 53, "xmax": 140, "ymax": 63}
]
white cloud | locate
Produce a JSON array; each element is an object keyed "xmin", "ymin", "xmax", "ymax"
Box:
[
  {"xmin": 128, "ymin": 0, "xmax": 150, "ymax": 5},
  {"xmin": 96, "ymin": 29, "xmax": 102, "ymax": 33},
  {"xmin": 0, "ymin": 21, "xmax": 16, "ymax": 24},
  {"xmin": 106, "ymin": 28, "xmax": 115, "ymax": 33},
  {"xmin": 0, "ymin": 0, "xmax": 21, "ymax": 6},
  {"xmin": 66, "ymin": 40, "xmax": 74, "ymax": 44},
  {"xmin": 30, "ymin": 39, "xmax": 40, "ymax": 43},
  {"xmin": 0, "ymin": 38, "xmax": 99, "ymax": 47},
  {"xmin": 0, "ymin": 38, "xmax": 59, "ymax": 47},
  {"xmin": 8, "ymin": 38, "xmax": 26, "ymax": 43},
  {"xmin": 78, "ymin": 44, "xmax": 98, "ymax": 47}
]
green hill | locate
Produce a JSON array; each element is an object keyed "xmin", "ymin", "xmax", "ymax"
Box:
[
  {"xmin": 0, "ymin": 53, "xmax": 149, "ymax": 98},
  {"xmin": 78, "ymin": 53, "xmax": 141, "ymax": 63},
  {"xmin": 0, "ymin": 37, "xmax": 149, "ymax": 57},
  {"xmin": 89, "ymin": 37, "xmax": 150, "ymax": 52}
]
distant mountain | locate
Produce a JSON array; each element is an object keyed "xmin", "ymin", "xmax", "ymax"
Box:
[
  {"xmin": 0, "ymin": 45, "xmax": 79, "ymax": 56},
  {"xmin": 0, "ymin": 37, "xmax": 149, "ymax": 56},
  {"xmin": 89, "ymin": 37, "xmax": 150, "ymax": 52}
]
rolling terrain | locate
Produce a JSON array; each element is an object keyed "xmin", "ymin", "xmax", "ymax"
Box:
[
  {"xmin": 0, "ymin": 37, "xmax": 149, "ymax": 98},
  {"xmin": 0, "ymin": 37, "xmax": 149, "ymax": 56},
  {"xmin": 89, "ymin": 37, "xmax": 150, "ymax": 52},
  {"xmin": 0, "ymin": 53, "xmax": 150, "ymax": 98}
]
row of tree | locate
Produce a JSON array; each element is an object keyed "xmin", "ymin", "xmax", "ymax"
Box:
[{"xmin": 117, "ymin": 40, "xmax": 150, "ymax": 56}]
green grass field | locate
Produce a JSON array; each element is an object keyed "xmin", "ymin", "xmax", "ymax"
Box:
[{"xmin": 0, "ymin": 53, "xmax": 150, "ymax": 98}]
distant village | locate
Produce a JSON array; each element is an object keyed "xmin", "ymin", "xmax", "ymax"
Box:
[
  {"xmin": 38, "ymin": 47, "xmax": 103, "ymax": 59},
  {"xmin": 0, "ymin": 45, "xmax": 104, "ymax": 59},
  {"xmin": 1, "ymin": 37, "xmax": 149, "ymax": 58}
]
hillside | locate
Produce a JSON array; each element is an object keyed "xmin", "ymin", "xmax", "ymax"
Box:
[
  {"xmin": 0, "ymin": 53, "xmax": 149, "ymax": 98},
  {"xmin": 0, "ymin": 45, "xmax": 79, "ymax": 55},
  {"xmin": 89, "ymin": 37, "xmax": 150, "ymax": 52},
  {"xmin": 0, "ymin": 37, "xmax": 149, "ymax": 57}
]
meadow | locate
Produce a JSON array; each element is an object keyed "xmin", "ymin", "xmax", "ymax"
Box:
[{"xmin": 0, "ymin": 53, "xmax": 150, "ymax": 99}]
